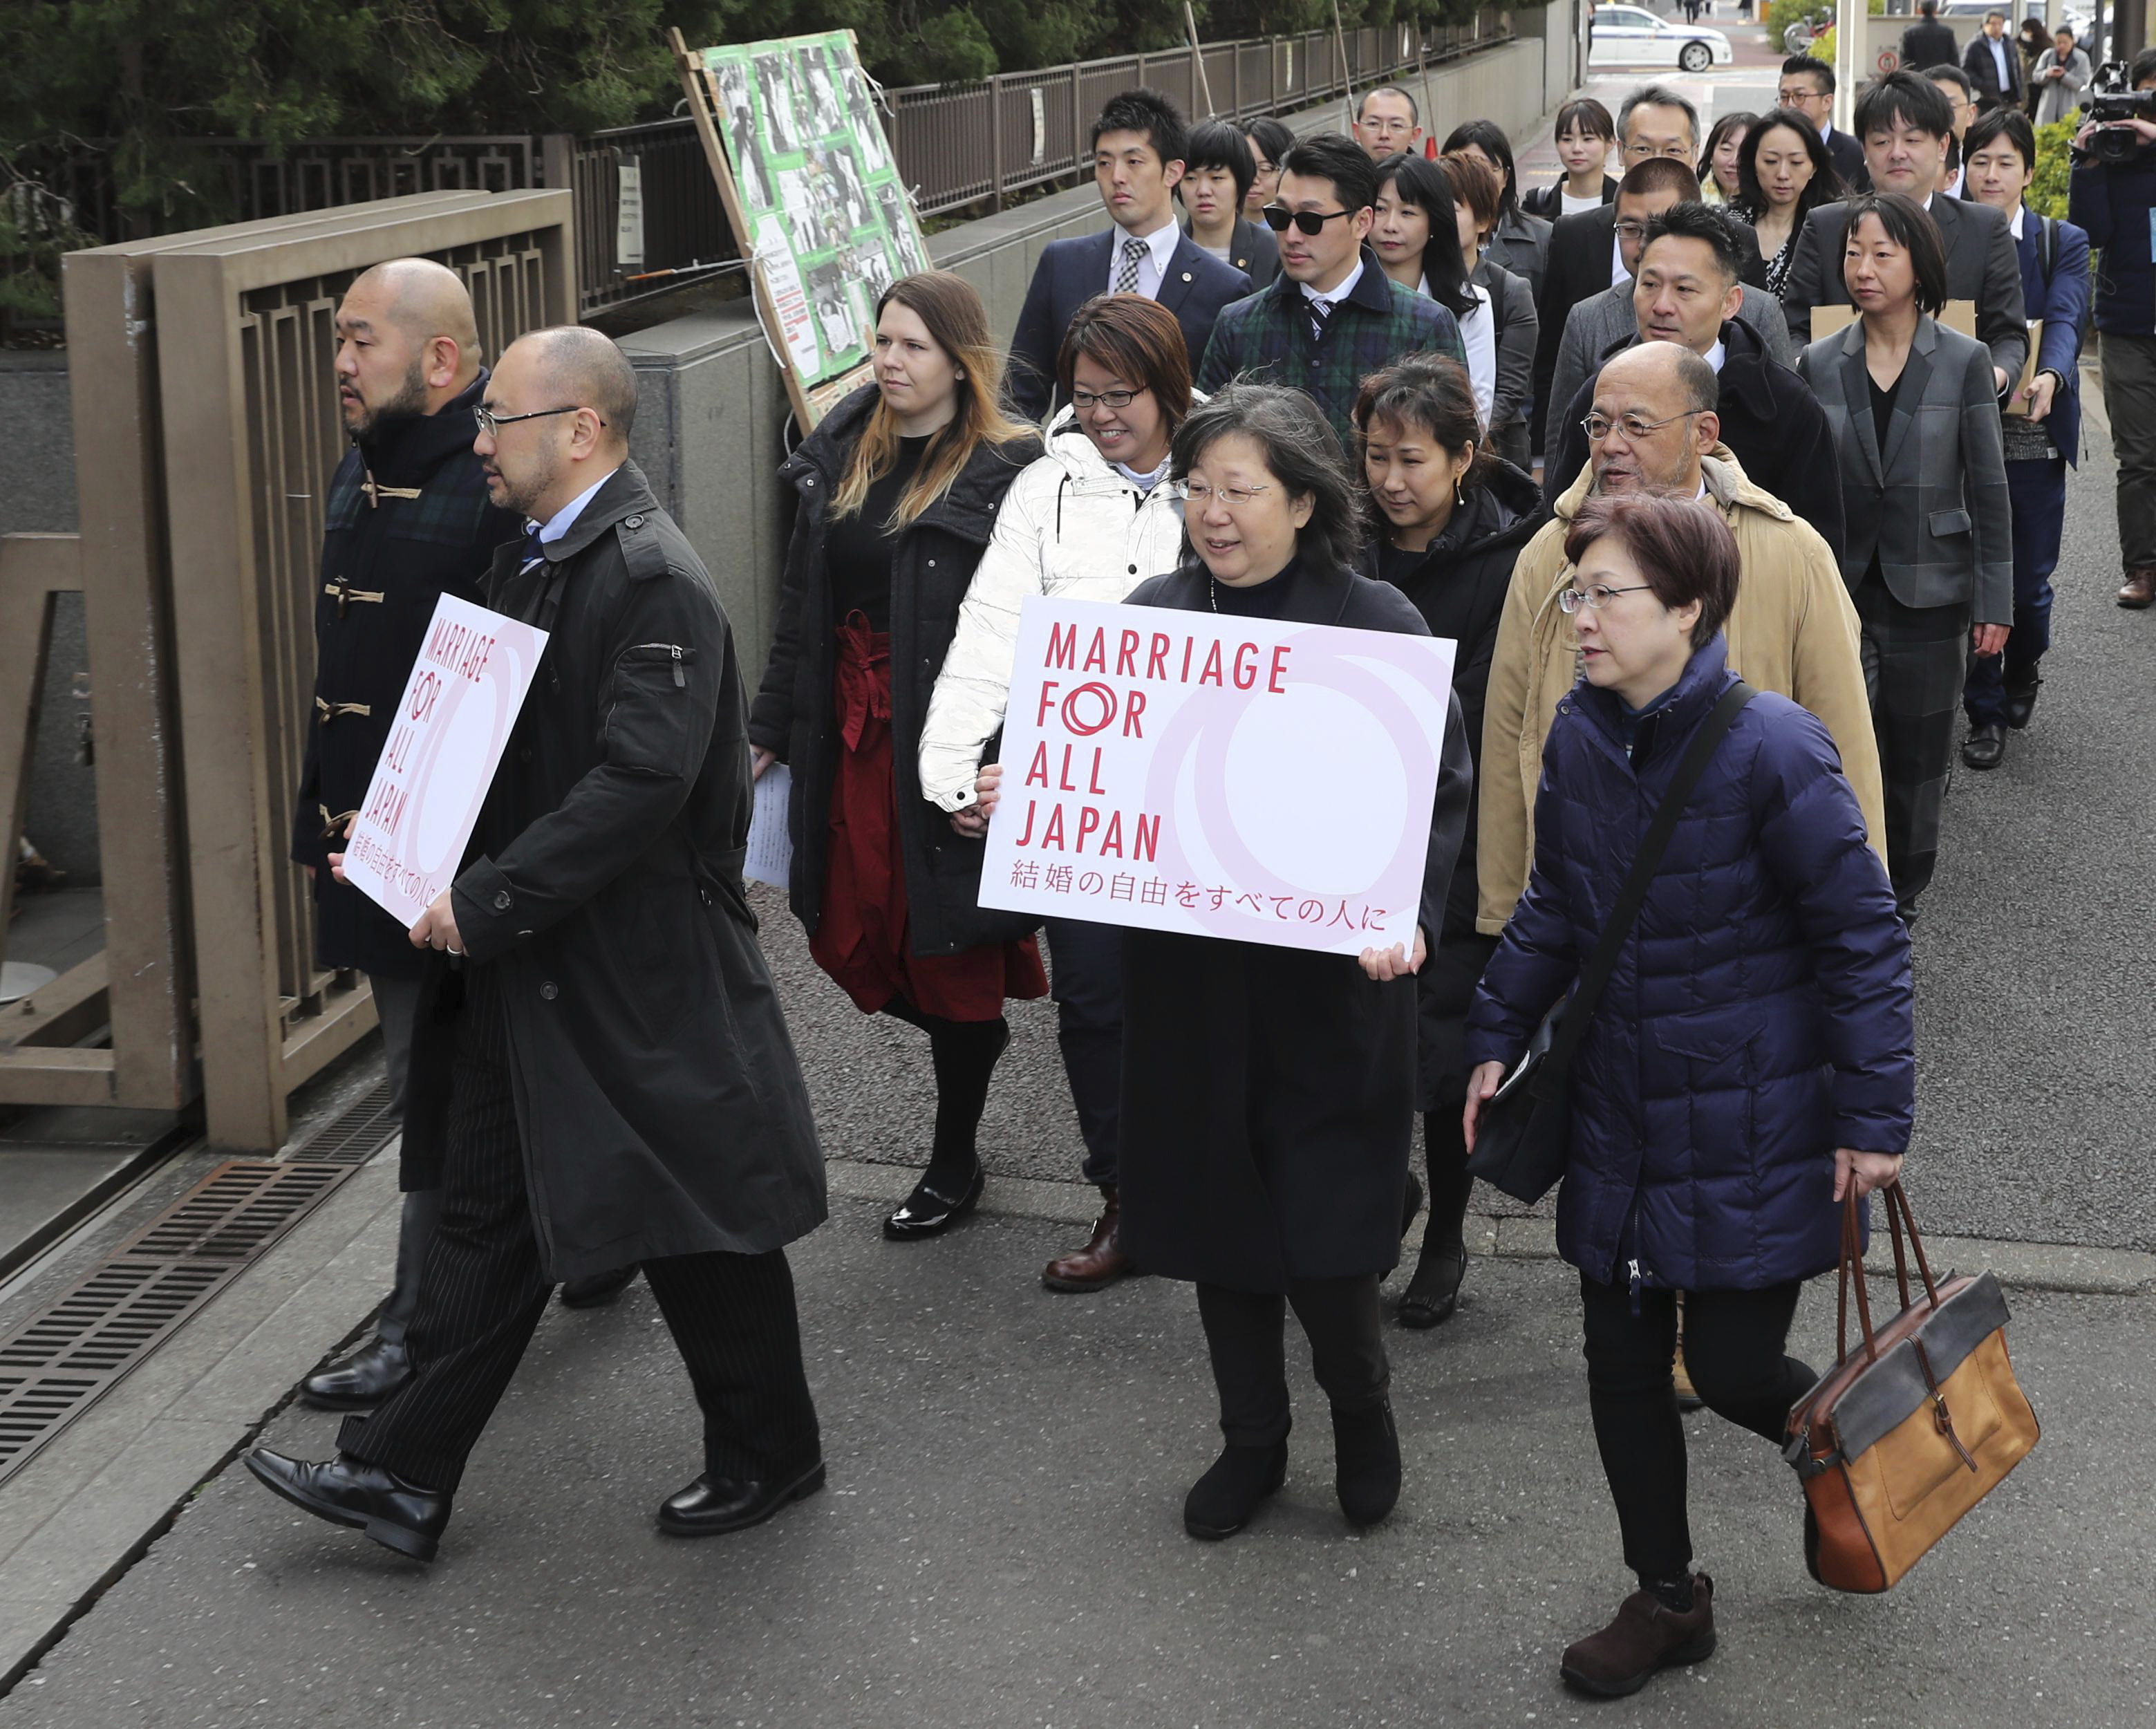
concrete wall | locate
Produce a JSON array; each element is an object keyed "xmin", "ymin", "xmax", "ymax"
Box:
[{"xmin": 4, "ymin": 31, "xmax": 1568, "ymax": 884}]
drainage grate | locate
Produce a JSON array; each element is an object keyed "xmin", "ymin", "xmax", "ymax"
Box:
[
  {"xmin": 285, "ymin": 1080, "xmax": 401, "ymax": 1165},
  {"xmin": 0, "ymin": 1159, "xmax": 359, "ymax": 1484}
]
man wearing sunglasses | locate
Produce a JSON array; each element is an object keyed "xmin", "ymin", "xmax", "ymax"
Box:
[
  {"xmin": 1478, "ymin": 341, "xmax": 1882, "ymax": 937},
  {"xmin": 290, "ymin": 259, "xmax": 526, "ymax": 1417},
  {"xmin": 1196, "ymin": 132, "xmax": 1464, "ymax": 445}
]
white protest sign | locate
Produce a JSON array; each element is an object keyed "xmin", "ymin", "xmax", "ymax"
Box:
[
  {"xmin": 978, "ymin": 597, "xmax": 1456, "ymax": 955},
  {"xmin": 341, "ymin": 595, "xmax": 550, "ymax": 930}
]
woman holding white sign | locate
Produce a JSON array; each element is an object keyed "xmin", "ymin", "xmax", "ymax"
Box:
[
  {"xmin": 1112, "ymin": 383, "xmax": 1470, "ymax": 1541},
  {"xmin": 751, "ymin": 272, "xmax": 1047, "ymax": 1243},
  {"xmin": 921, "ymin": 293, "xmax": 1194, "ymax": 1293}
]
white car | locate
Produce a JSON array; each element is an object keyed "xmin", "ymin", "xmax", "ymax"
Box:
[{"xmin": 1588, "ymin": 5, "xmax": 1736, "ymax": 73}]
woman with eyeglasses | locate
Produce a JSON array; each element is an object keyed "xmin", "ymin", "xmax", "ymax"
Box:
[
  {"xmin": 753, "ymin": 271, "xmax": 1047, "ymax": 1242},
  {"xmin": 1352, "ymin": 356, "xmax": 1541, "ymax": 1330},
  {"xmin": 1727, "ymin": 108, "xmax": 1843, "ymax": 300},
  {"xmin": 918, "ymin": 293, "xmax": 1194, "ymax": 1291},
  {"xmin": 1795, "ymin": 192, "xmax": 2012, "ymax": 917},
  {"xmin": 1464, "ymin": 490, "xmax": 1911, "ymax": 1700},
  {"xmin": 1096, "ymin": 382, "xmax": 1470, "ymax": 1542},
  {"xmin": 1241, "ymin": 117, "xmax": 1295, "ymax": 222}
]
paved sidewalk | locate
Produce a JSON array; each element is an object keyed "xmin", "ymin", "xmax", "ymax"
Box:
[{"xmin": 1, "ymin": 1199, "xmax": 2146, "ymax": 1729}]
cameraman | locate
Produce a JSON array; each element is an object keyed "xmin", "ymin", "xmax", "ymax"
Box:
[{"xmin": 2071, "ymin": 48, "xmax": 2156, "ymax": 608}]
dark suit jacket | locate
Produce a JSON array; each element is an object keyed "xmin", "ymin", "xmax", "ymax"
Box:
[
  {"xmin": 1963, "ymin": 31, "xmax": 2026, "ymax": 109},
  {"xmin": 1900, "ymin": 19, "xmax": 1960, "ymax": 71},
  {"xmin": 1823, "ymin": 126, "xmax": 1867, "ymax": 193},
  {"xmin": 1521, "ymin": 175, "xmax": 1619, "ymax": 220},
  {"xmin": 1530, "ymin": 203, "xmax": 1765, "ymax": 449},
  {"xmin": 1009, "ymin": 229, "xmax": 1250, "ymax": 422},
  {"xmin": 1781, "ymin": 194, "xmax": 2028, "ymax": 388},
  {"xmin": 2012, "ymin": 207, "xmax": 2090, "ymax": 465},
  {"xmin": 1797, "ymin": 317, "xmax": 2012, "ymax": 619},
  {"xmin": 1186, "ymin": 215, "xmax": 1281, "ymax": 293},
  {"xmin": 1543, "ymin": 315, "xmax": 1847, "ymax": 563}
]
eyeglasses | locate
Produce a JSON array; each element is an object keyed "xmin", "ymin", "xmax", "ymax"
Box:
[
  {"xmin": 1262, "ymin": 205, "xmax": 1356, "ymax": 236},
  {"xmin": 1071, "ymin": 387, "xmax": 1144, "ymax": 410},
  {"xmin": 474, "ymin": 404, "xmax": 603, "ymax": 438},
  {"xmin": 1360, "ymin": 118, "xmax": 1416, "ymax": 137},
  {"xmin": 1581, "ymin": 408, "xmax": 1707, "ymax": 442},
  {"xmin": 1557, "ymin": 583, "xmax": 1655, "ymax": 614},
  {"xmin": 1623, "ymin": 140, "xmax": 1693, "ymax": 160},
  {"xmin": 1183, "ymin": 480, "xmax": 1273, "ymax": 507},
  {"xmin": 1777, "ymin": 85, "xmax": 1828, "ymax": 106},
  {"xmin": 1613, "ymin": 221, "xmax": 1650, "ymax": 243}
]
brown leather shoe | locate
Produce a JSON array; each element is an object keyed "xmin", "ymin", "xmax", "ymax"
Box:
[
  {"xmin": 1042, "ymin": 1185, "xmax": 1136, "ymax": 1292},
  {"xmin": 1560, "ymin": 1575, "xmax": 1716, "ymax": 1698},
  {"xmin": 2119, "ymin": 568, "xmax": 2156, "ymax": 609}
]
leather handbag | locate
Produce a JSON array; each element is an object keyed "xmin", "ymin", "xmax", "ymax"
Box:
[
  {"xmin": 1465, "ymin": 681, "xmax": 1754, "ymax": 1203},
  {"xmin": 1783, "ymin": 1182, "xmax": 2041, "ymax": 1593}
]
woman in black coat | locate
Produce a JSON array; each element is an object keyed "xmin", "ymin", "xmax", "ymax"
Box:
[
  {"xmin": 1352, "ymin": 357, "xmax": 1544, "ymax": 1330},
  {"xmin": 1114, "ymin": 384, "xmax": 1473, "ymax": 1542},
  {"xmin": 751, "ymin": 272, "xmax": 1047, "ymax": 1240}
]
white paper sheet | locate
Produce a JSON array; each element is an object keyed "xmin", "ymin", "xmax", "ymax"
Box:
[{"xmin": 745, "ymin": 763, "xmax": 793, "ymax": 888}]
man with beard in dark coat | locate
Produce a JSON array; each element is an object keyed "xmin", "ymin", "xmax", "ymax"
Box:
[{"xmin": 247, "ymin": 327, "xmax": 829, "ymax": 1562}]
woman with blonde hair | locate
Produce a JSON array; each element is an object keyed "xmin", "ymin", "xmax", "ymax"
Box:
[{"xmin": 753, "ymin": 271, "xmax": 1047, "ymax": 1240}]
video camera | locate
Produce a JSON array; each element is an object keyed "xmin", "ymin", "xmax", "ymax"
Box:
[{"xmin": 2081, "ymin": 61, "xmax": 2156, "ymax": 162}]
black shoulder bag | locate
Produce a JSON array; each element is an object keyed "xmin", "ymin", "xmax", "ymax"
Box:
[{"xmin": 1465, "ymin": 681, "xmax": 1756, "ymax": 1203}]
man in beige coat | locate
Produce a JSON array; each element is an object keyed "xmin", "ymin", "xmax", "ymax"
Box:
[{"xmin": 1479, "ymin": 343, "xmax": 1884, "ymax": 935}]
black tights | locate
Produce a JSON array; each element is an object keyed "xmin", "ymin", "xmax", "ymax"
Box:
[
  {"xmin": 1579, "ymin": 1273, "xmax": 1816, "ymax": 1582},
  {"xmin": 883, "ymin": 1001, "xmax": 1008, "ymax": 1182}
]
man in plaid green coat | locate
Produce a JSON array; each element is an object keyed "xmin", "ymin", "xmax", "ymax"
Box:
[{"xmin": 1197, "ymin": 133, "xmax": 1465, "ymax": 446}]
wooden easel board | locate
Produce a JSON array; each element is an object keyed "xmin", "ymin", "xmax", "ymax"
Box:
[{"xmin": 670, "ymin": 27, "xmax": 930, "ymax": 430}]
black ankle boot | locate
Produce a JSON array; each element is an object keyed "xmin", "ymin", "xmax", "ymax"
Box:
[
  {"xmin": 1183, "ymin": 1441, "xmax": 1288, "ymax": 1540},
  {"xmin": 1332, "ymin": 1399, "xmax": 1401, "ymax": 1526}
]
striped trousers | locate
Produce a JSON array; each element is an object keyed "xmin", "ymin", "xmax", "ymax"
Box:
[{"xmin": 339, "ymin": 964, "xmax": 821, "ymax": 1494}]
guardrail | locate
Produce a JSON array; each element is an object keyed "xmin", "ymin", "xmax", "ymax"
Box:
[{"xmin": 4, "ymin": 11, "xmax": 1514, "ymax": 320}]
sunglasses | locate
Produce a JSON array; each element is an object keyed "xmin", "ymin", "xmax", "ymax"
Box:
[{"xmin": 1262, "ymin": 204, "xmax": 1356, "ymax": 236}]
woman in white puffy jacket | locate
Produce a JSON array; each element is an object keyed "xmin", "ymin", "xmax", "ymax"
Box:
[{"xmin": 919, "ymin": 292, "xmax": 1194, "ymax": 1296}]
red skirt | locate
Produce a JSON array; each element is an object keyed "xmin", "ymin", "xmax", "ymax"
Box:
[{"xmin": 809, "ymin": 615, "xmax": 1047, "ymax": 1022}]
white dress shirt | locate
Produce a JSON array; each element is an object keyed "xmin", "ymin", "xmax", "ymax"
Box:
[
  {"xmin": 1104, "ymin": 218, "xmax": 1182, "ymax": 298},
  {"xmin": 1988, "ymin": 37, "xmax": 2012, "ymax": 91},
  {"xmin": 523, "ymin": 469, "xmax": 620, "ymax": 569},
  {"xmin": 1302, "ymin": 256, "xmax": 1365, "ymax": 315},
  {"xmin": 1458, "ymin": 282, "xmax": 1497, "ymax": 425},
  {"xmin": 1703, "ymin": 338, "xmax": 1726, "ymax": 373}
]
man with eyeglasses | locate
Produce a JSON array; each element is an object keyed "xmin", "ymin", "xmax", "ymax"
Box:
[
  {"xmin": 1197, "ymin": 132, "xmax": 1463, "ymax": 445},
  {"xmin": 1479, "ymin": 341, "xmax": 1882, "ymax": 937},
  {"xmin": 1778, "ymin": 55, "xmax": 1867, "ymax": 191},
  {"xmin": 1353, "ymin": 85, "xmax": 1425, "ymax": 161},
  {"xmin": 290, "ymin": 259, "xmax": 526, "ymax": 1417},
  {"xmin": 249, "ymin": 326, "xmax": 830, "ymax": 1562},
  {"xmin": 1540, "ymin": 161, "xmax": 1792, "ymax": 460}
]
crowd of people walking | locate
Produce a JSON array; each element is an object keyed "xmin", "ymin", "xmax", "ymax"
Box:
[{"xmin": 245, "ymin": 41, "xmax": 2156, "ymax": 1699}]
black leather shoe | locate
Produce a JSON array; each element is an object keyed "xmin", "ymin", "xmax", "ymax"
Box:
[
  {"xmin": 882, "ymin": 1161, "xmax": 984, "ymax": 1240},
  {"xmin": 559, "ymin": 1264, "xmax": 639, "ymax": 1308},
  {"xmin": 299, "ymin": 1336, "xmax": 411, "ymax": 1411},
  {"xmin": 1398, "ymin": 1244, "xmax": 1468, "ymax": 1329},
  {"xmin": 243, "ymin": 1448, "xmax": 451, "ymax": 1562},
  {"xmin": 1183, "ymin": 1441, "xmax": 1288, "ymax": 1540},
  {"xmin": 2003, "ymin": 674, "xmax": 2041, "ymax": 729},
  {"xmin": 1333, "ymin": 1399, "xmax": 1403, "ymax": 1527},
  {"xmin": 657, "ymin": 1459, "xmax": 826, "ymax": 1536},
  {"xmin": 1962, "ymin": 723, "xmax": 2007, "ymax": 770}
]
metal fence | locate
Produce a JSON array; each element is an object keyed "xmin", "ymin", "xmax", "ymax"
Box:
[{"xmin": 6, "ymin": 11, "xmax": 1512, "ymax": 320}]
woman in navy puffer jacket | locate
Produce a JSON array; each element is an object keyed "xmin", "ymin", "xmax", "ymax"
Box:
[{"xmin": 1464, "ymin": 492, "xmax": 1913, "ymax": 1701}]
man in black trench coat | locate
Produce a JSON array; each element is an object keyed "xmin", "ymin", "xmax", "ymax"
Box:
[{"xmin": 247, "ymin": 327, "xmax": 829, "ymax": 1562}]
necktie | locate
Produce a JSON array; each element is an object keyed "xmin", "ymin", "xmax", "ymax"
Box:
[
  {"xmin": 520, "ymin": 525, "xmax": 545, "ymax": 574},
  {"xmin": 1114, "ymin": 236, "xmax": 1146, "ymax": 295},
  {"xmin": 1307, "ymin": 297, "xmax": 1332, "ymax": 346}
]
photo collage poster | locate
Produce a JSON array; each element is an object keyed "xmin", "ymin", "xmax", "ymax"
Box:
[{"xmin": 698, "ymin": 32, "xmax": 931, "ymax": 412}]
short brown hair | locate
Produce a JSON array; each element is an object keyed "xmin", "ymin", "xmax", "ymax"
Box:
[
  {"xmin": 1436, "ymin": 152, "xmax": 1499, "ymax": 236},
  {"xmin": 1564, "ymin": 492, "xmax": 1739, "ymax": 646},
  {"xmin": 1056, "ymin": 293, "xmax": 1194, "ymax": 431}
]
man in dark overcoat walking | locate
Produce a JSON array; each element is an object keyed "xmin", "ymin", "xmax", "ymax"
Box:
[{"xmin": 247, "ymin": 327, "xmax": 829, "ymax": 1562}]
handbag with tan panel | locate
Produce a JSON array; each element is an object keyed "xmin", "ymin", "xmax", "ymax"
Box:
[{"xmin": 1783, "ymin": 1182, "xmax": 2041, "ymax": 1594}]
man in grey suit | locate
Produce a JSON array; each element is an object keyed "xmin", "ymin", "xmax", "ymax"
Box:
[{"xmin": 1782, "ymin": 71, "xmax": 2027, "ymax": 393}]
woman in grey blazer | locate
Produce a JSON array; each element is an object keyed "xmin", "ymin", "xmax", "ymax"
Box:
[{"xmin": 1796, "ymin": 193, "xmax": 2012, "ymax": 917}]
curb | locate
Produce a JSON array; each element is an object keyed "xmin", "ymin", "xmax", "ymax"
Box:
[{"xmin": 825, "ymin": 1157, "xmax": 2156, "ymax": 1296}]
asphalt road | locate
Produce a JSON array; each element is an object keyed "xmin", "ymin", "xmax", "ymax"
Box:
[{"xmin": 2, "ymin": 1202, "xmax": 2146, "ymax": 1729}]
